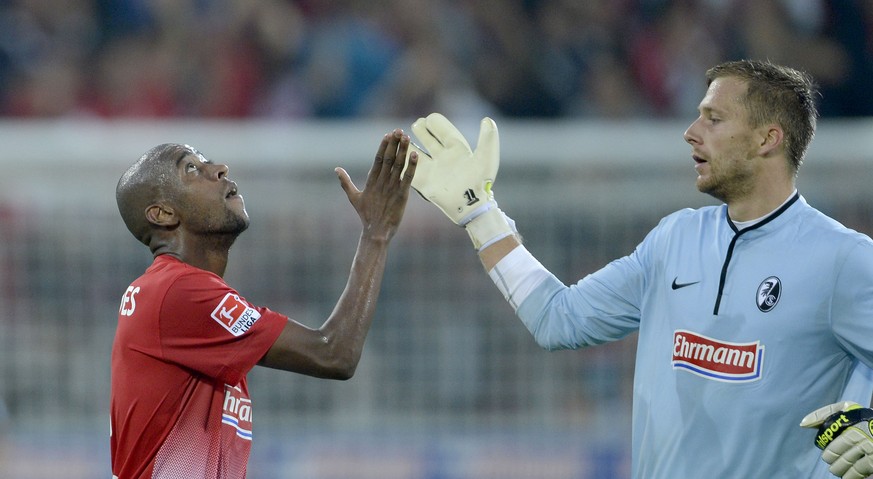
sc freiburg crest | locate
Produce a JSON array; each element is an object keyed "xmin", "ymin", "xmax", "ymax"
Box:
[{"xmin": 756, "ymin": 276, "xmax": 781, "ymax": 312}]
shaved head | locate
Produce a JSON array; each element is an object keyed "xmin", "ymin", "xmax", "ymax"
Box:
[{"xmin": 116, "ymin": 143, "xmax": 190, "ymax": 246}]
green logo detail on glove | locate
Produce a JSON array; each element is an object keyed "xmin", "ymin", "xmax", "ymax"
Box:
[{"xmin": 814, "ymin": 406, "xmax": 873, "ymax": 450}]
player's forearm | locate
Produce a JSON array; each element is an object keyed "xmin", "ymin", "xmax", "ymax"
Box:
[
  {"xmin": 482, "ymin": 241, "xmax": 583, "ymax": 350},
  {"xmin": 316, "ymin": 234, "xmax": 391, "ymax": 379},
  {"xmin": 478, "ymin": 234, "xmax": 522, "ymax": 271}
]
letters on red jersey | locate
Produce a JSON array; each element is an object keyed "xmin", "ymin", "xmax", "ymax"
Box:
[{"xmin": 110, "ymin": 255, "xmax": 286, "ymax": 479}]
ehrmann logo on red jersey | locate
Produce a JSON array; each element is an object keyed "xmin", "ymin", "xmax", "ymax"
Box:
[
  {"xmin": 211, "ymin": 293, "xmax": 262, "ymax": 337},
  {"xmin": 672, "ymin": 330, "xmax": 764, "ymax": 382},
  {"xmin": 222, "ymin": 384, "xmax": 253, "ymax": 441}
]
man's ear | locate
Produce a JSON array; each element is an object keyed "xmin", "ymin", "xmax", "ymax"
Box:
[
  {"xmin": 145, "ymin": 203, "xmax": 179, "ymax": 227},
  {"xmin": 757, "ymin": 124, "xmax": 784, "ymax": 157}
]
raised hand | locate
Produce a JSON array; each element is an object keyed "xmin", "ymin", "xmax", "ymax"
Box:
[
  {"xmin": 406, "ymin": 113, "xmax": 514, "ymax": 251},
  {"xmin": 336, "ymin": 128, "xmax": 418, "ymax": 243}
]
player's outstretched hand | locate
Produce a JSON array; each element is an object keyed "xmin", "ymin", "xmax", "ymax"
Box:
[
  {"xmin": 801, "ymin": 401, "xmax": 873, "ymax": 479},
  {"xmin": 335, "ymin": 128, "xmax": 417, "ymax": 243},
  {"xmin": 406, "ymin": 113, "xmax": 499, "ymax": 225},
  {"xmin": 405, "ymin": 113, "xmax": 515, "ymax": 251}
]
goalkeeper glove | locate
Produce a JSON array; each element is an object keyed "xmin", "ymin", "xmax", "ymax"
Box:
[
  {"xmin": 801, "ymin": 401, "xmax": 873, "ymax": 479},
  {"xmin": 406, "ymin": 113, "xmax": 515, "ymax": 251}
]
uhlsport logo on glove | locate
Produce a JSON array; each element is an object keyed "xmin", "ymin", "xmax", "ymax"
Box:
[{"xmin": 815, "ymin": 406, "xmax": 873, "ymax": 450}]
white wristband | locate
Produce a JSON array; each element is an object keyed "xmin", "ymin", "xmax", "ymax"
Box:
[{"xmin": 465, "ymin": 206, "xmax": 515, "ymax": 251}]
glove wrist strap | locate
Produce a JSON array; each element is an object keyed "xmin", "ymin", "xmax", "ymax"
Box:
[
  {"xmin": 465, "ymin": 205, "xmax": 514, "ymax": 251},
  {"xmin": 816, "ymin": 406, "xmax": 873, "ymax": 450}
]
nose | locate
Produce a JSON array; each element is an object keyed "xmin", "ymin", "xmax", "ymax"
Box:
[
  {"xmin": 683, "ymin": 118, "xmax": 700, "ymax": 145},
  {"xmin": 212, "ymin": 163, "xmax": 229, "ymax": 180}
]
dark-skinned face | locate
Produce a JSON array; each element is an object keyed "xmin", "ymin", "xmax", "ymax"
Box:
[{"xmin": 172, "ymin": 147, "xmax": 249, "ymax": 237}]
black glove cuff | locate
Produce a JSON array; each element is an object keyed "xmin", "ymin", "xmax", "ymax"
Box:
[{"xmin": 816, "ymin": 407, "xmax": 873, "ymax": 450}]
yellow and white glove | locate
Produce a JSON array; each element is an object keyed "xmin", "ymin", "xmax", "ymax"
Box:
[
  {"xmin": 801, "ymin": 401, "xmax": 873, "ymax": 479},
  {"xmin": 406, "ymin": 113, "xmax": 515, "ymax": 251}
]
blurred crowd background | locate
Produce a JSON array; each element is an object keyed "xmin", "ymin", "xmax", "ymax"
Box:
[
  {"xmin": 1, "ymin": 1, "xmax": 872, "ymax": 477},
  {"xmin": 1, "ymin": 0, "xmax": 872, "ymax": 120}
]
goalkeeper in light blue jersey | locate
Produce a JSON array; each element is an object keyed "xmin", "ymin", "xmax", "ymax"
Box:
[{"xmin": 406, "ymin": 59, "xmax": 873, "ymax": 478}]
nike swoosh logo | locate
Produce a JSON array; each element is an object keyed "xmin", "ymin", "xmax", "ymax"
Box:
[{"xmin": 671, "ymin": 277, "xmax": 700, "ymax": 290}]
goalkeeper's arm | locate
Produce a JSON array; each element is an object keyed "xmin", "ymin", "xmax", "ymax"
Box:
[
  {"xmin": 407, "ymin": 113, "xmax": 554, "ymax": 311},
  {"xmin": 479, "ymin": 234, "xmax": 522, "ymax": 271}
]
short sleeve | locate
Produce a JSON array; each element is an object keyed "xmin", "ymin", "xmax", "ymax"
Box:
[{"xmin": 157, "ymin": 270, "xmax": 287, "ymax": 385}]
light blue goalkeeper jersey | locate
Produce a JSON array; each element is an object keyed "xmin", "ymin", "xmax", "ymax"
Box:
[{"xmin": 516, "ymin": 193, "xmax": 873, "ymax": 478}]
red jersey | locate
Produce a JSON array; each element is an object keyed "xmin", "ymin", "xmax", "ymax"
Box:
[{"xmin": 110, "ymin": 255, "xmax": 286, "ymax": 478}]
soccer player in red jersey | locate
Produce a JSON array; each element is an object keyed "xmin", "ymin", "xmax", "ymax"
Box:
[{"xmin": 111, "ymin": 130, "xmax": 417, "ymax": 478}]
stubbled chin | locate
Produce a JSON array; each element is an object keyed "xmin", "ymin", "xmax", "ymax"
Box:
[{"xmin": 696, "ymin": 175, "xmax": 713, "ymax": 194}]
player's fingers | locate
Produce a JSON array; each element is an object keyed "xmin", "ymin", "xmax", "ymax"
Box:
[
  {"xmin": 335, "ymin": 167, "xmax": 359, "ymax": 198},
  {"xmin": 801, "ymin": 401, "xmax": 862, "ymax": 427},
  {"xmin": 365, "ymin": 133, "xmax": 392, "ymax": 190},
  {"xmin": 411, "ymin": 117, "xmax": 444, "ymax": 156},
  {"xmin": 826, "ymin": 433, "xmax": 871, "ymax": 476},
  {"xmin": 476, "ymin": 117, "xmax": 499, "ymax": 159},
  {"xmin": 402, "ymin": 149, "xmax": 418, "ymax": 187},
  {"xmin": 825, "ymin": 430, "xmax": 866, "ymax": 462},
  {"xmin": 829, "ymin": 456, "xmax": 852, "ymax": 477},
  {"xmin": 401, "ymin": 142, "xmax": 426, "ymax": 181},
  {"xmin": 476, "ymin": 117, "xmax": 500, "ymax": 181},
  {"xmin": 841, "ymin": 439, "xmax": 868, "ymax": 464},
  {"xmin": 844, "ymin": 469, "xmax": 867, "ymax": 479},
  {"xmin": 426, "ymin": 112, "xmax": 472, "ymax": 154},
  {"xmin": 377, "ymin": 129, "xmax": 404, "ymax": 183},
  {"xmin": 850, "ymin": 454, "xmax": 873, "ymax": 478}
]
